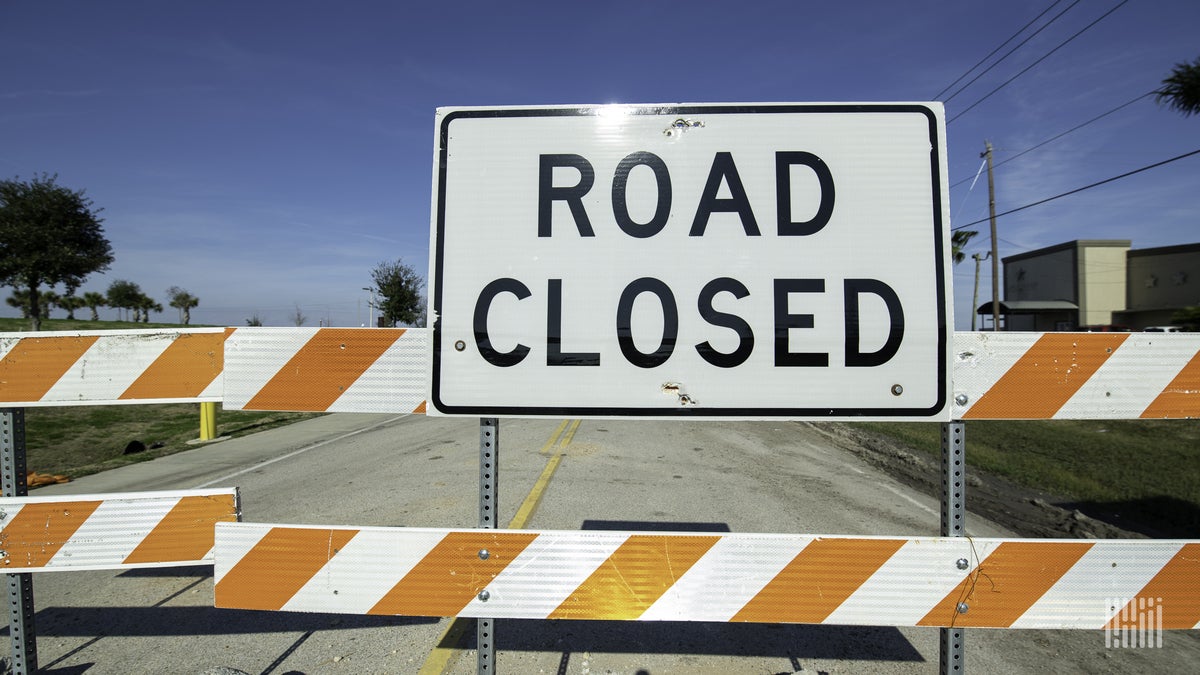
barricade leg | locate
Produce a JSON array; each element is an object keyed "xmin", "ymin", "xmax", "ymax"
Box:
[
  {"xmin": 478, "ymin": 418, "xmax": 498, "ymax": 674},
  {"xmin": 1, "ymin": 408, "xmax": 37, "ymax": 674},
  {"xmin": 940, "ymin": 421, "xmax": 965, "ymax": 674}
]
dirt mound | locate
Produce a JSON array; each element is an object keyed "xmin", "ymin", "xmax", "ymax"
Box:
[{"xmin": 816, "ymin": 423, "xmax": 1143, "ymax": 540}]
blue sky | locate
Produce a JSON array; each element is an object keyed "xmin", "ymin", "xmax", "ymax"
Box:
[{"xmin": 2, "ymin": 0, "xmax": 1197, "ymax": 329}]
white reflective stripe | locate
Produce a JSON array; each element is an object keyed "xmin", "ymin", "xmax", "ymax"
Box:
[
  {"xmin": 950, "ymin": 333, "xmax": 1032, "ymax": 417},
  {"xmin": 282, "ymin": 529, "xmax": 445, "ymax": 614},
  {"xmin": 41, "ymin": 335, "xmax": 172, "ymax": 402},
  {"xmin": 222, "ymin": 327, "xmax": 315, "ymax": 409},
  {"xmin": 824, "ymin": 538, "xmax": 977, "ymax": 626},
  {"xmin": 48, "ymin": 496, "xmax": 180, "ymax": 568},
  {"xmin": 200, "ymin": 376, "xmax": 223, "ymax": 399},
  {"xmin": 640, "ymin": 535, "xmax": 808, "ymax": 622},
  {"xmin": 327, "ymin": 330, "xmax": 427, "ymax": 413},
  {"xmin": 0, "ymin": 502, "xmax": 25, "ymax": 521},
  {"xmin": 213, "ymin": 522, "xmax": 274, "ymax": 584},
  {"xmin": 0, "ymin": 336, "xmax": 17, "ymax": 361},
  {"xmin": 1010, "ymin": 541, "xmax": 1184, "ymax": 629},
  {"xmin": 465, "ymin": 531, "xmax": 628, "ymax": 618},
  {"xmin": 1055, "ymin": 335, "xmax": 1200, "ymax": 419}
]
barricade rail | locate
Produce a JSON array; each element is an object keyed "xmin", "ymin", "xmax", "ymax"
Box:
[
  {"xmin": 2, "ymin": 327, "xmax": 1199, "ymax": 674},
  {"xmin": 5, "ymin": 328, "xmax": 1198, "ymax": 419}
]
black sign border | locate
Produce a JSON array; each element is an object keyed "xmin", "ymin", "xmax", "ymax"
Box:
[{"xmin": 431, "ymin": 104, "xmax": 949, "ymax": 418}]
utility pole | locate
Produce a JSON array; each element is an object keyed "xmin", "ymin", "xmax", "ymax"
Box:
[
  {"xmin": 362, "ymin": 287, "xmax": 376, "ymax": 327},
  {"xmin": 971, "ymin": 252, "xmax": 990, "ymax": 331},
  {"xmin": 983, "ymin": 141, "xmax": 1001, "ymax": 331}
]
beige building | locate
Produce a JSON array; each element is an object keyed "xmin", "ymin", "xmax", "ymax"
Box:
[{"xmin": 986, "ymin": 240, "xmax": 1130, "ymax": 331}]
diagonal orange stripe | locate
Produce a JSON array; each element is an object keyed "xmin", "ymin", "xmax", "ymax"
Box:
[
  {"xmin": 244, "ymin": 328, "xmax": 405, "ymax": 411},
  {"xmin": 1140, "ymin": 350, "xmax": 1200, "ymax": 419},
  {"xmin": 732, "ymin": 538, "xmax": 905, "ymax": 623},
  {"xmin": 120, "ymin": 331, "xmax": 229, "ymax": 400},
  {"xmin": 964, "ymin": 333, "xmax": 1128, "ymax": 419},
  {"xmin": 0, "ymin": 336, "xmax": 100, "ymax": 402},
  {"xmin": 215, "ymin": 528, "xmax": 357, "ymax": 611},
  {"xmin": 918, "ymin": 541, "xmax": 1093, "ymax": 628},
  {"xmin": 550, "ymin": 535, "xmax": 721, "ymax": 620},
  {"xmin": 0, "ymin": 501, "xmax": 103, "ymax": 567},
  {"xmin": 413, "ymin": 400, "xmax": 427, "ymax": 414},
  {"xmin": 1106, "ymin": 543, "xmax": 1200, "ymax": 630},
  {"xmin": 369, "ymin": 531, "xmax": 537, "ymax": 616},
  {"xmin": 122, "ymin": 493, "xmax": 239, "ymax": 565}
]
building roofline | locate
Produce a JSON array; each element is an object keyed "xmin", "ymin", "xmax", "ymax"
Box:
[
  {"xmin": 1128, "ymin": 242, "xmax": 1200, "ymax": 258},
  {"xmin": 1003, "ymin": 239, "xmax": 1131, "ymax": 264}
]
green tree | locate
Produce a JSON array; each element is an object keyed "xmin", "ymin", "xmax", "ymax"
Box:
[
  {"xmin": 0, "ymin": 174, "xmax": 114, "ymax": 330},
  {"xmin": 136, "ymin": 294, "xmax": 162, "ymax": 323},
  {"xmin": 106, "ymin": 279, "xmax": 143, "ymax": 322},
  {"xmin": 5, "ymin": 289, "xmax": 60, "ymax": 320},
  {"xmin": 951, "ymin": 229, "xmax": 978, "ymax": 264},
  {"xmin": 167, "ymin": 286, "xmax": 200, "ymax": 325},
  {"xmin": 59, "ymin": 292, "xmax": 87, "ymax": 320},
  {"xmin": 1171, "ymin": 306, "xmax": 1200, "ymax": 331},
  {"xmin": 1155, "ymin": 57, "xmax": 1200, "ymax": 117},
  {"xmin": 40, "ymin": 290, "xmax": 61, "ymax": 318},
  {"xmin": 370, "ymin": 259, "xmax": 424, "ymax": 327},
  {"xmin": 81, "ymin": 291, "xmax": 107, "ymax": 321},
  {"xmin": 5, "ymin": 291, "xmax": 31, "ymax": 319}
]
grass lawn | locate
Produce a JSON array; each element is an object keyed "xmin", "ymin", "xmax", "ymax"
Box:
[
  {"xmin": 852, "ymin": 419, "xmax": 1200, "ymax": 535},
  {"xmin": 19, "ymin": 404, "xmax": 319, "ymax": 479}
]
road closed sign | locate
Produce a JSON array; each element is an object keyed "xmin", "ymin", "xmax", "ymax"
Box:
[{"xmin": 429, "ymin": 104, "xmax": 951, "ymax": 419}]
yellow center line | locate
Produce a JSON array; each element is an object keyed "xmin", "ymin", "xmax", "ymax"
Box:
[
  {"xmin": 540, "ymin": 419, "xmax": 570, "ymax": 455},
  {"xmin": 420, "ymin": 419, "xmax": 580, "ymax": 674}
]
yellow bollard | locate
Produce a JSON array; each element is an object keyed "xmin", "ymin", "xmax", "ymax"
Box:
[{"xmin": 200, "ymin": 402, "xmax": 217, "ymax": 441}]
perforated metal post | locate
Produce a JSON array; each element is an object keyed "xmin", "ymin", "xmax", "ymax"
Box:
[
  {"xmin": 940, "ymin": 421, "xmax": 966, "ymax": 674},
  {"xmin": 1, "ymin": 408, "xmax": 37, "ymax": 674},
  {"xmin": 478, "ymin": 418, "xmax": 498, "ymax": 674}
]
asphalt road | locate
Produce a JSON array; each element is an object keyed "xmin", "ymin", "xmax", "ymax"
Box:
[{"xmin": 12, "ymin": 413, "xmax": 1200, "ymax": 674}]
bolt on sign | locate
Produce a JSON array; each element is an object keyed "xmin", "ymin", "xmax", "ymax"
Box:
[{"xmin": 429, "ymin": 104, "xmax": 952, "ymax": 419}]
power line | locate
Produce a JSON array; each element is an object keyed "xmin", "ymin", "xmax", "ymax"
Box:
[
  {"xmin": 948, "ymin": 0, "xmax": 1130, "ymax": 124},
  {"xmin": 953, "ymin": 147, "xmax": 1200, "ymax": 230},
  {"xmin": 949, "ymin": 91, "xmax": 1152, "ymax": 188},
  {"xmin": 942, "ymin": 0, "xmax": 1081, "ymax": 104},
  {"xmin": 933, "ymin": 0, "xmax": 1067, "ymax": 99}
]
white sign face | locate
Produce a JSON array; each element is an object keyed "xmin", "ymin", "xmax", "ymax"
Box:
[{"xmin": 429, "ymin": 104, "xmax": 951, "ymax": 419}]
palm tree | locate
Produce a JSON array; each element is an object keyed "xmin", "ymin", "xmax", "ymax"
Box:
[
  {"xmin": 82, "ymin": 291, "xmax": 107, "ymax": 320},
  {"xmin": 135, "ymin": 295, "xmax": 161, "ymax": 323},
  {"xmin": 1155, "ymin": 57, "xmax": 1200, "ymax": 117},
  {"xmin": 167, "ymin": 286, "xmax": 200, "ymax": 325},
  {"xmin": 951, "ymin": 230, "xmax": 978, "ymax": 264},
  {"xmin": 59, "ymin": 294, "xmax": 88, "ymax": 320},
  {"xmin": 6, "ymin": 291, "xmax": 31, "ymax": 318},
  {"xmin": 40, "ymin": 290, "xmax": 61, "ymax": 319}
]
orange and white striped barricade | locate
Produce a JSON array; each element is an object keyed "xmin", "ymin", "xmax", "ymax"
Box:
[
  {"xmin": 0, "ymin": 328, "xmax": 229, "ymax": 406},
  {"xmin": 0, "ymin": 489, "xmax": 239, "ymax": 572},
  {"xmin": 214, "ymin": 524, "xmax": 1200, "ymax": 630},
  {"xmin": 952, "ymin": 332, "xmax": 1200, "ymax": 420},
  {"xmin": 222, "ymin": 327, "xmax": 427, "ymax": 413}
]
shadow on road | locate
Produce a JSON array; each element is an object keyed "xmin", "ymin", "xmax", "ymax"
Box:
[
  {"xmin": 20, "ymin": 606, "xmax": 437, "ymax": 638},
  {"xmin": 465, "ymin": 619, "xmax": 925, "ymax": 663}
]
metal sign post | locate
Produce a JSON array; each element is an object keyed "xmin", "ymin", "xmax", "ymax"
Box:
[
  {"xmin": 941, "ymin": 422, "xmax": 966, "ymax": 674},
  {"xmin": 1, "ymin": 408, "xmax": 37, "ymax": 674},
  {"xmin": 478, "ymin": 418, "xmax": 498, "ymax": 673}
]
